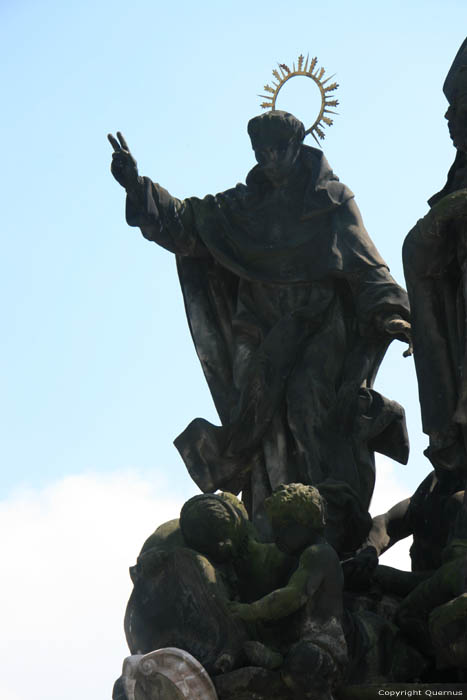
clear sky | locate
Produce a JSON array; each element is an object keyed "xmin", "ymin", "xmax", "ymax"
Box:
[{"xmin": 1, "ymin": 2, "xmax": 466, "ymax": 698}]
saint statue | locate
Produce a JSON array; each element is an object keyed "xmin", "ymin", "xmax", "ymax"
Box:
[
  {"xmin": 108, "ymin": 108, "xmax": 411, "ymax": 532},
  {"xmin": 403, "ymin": 38, "xmax": 467, "ymax": 472}
]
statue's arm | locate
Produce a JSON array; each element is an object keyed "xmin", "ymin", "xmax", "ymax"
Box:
[
  {"xmin": 337, "ymin": 198, "xmax": 412, "ymax": 352},
  {"xmin": 108, "ymin": 132, "xmax": 207, "ymax": 257},
  {"xmin": 125, "ymin": 177, "xmax": 207, "ymax": 256},
  {"xmin": 364, "ymin": 497, "xmax": 413, "ymax": 555},
  {"xmin": 228, "ymin": 547, "xmax": 325, "ymax": 622},
  {"xmin": 343, "ymin": 497, "xmax": 412, "ymax": 586}
]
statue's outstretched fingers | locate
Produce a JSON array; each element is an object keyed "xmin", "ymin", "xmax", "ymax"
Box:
[
  {"xmin": 117, "ymin": 131, "xmax": 130, "ymax": 151},
  {"xmin": 107, "ymin": 133, "xmax": 121, "ymax": 151}
]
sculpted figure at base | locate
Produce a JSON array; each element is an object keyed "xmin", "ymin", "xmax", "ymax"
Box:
[
  {"xmin": 123, "ymin": 492, "xmax": 248, "ymax": 674},
  {"xmin": 123, "ymin": 491, "xmax": 294, "ymax": 676},
  {"xmin": 345, "ymin": 469, "xmax": 466, "ymax": 665},
  {"xmin": 178, "ymin": 485, "xmax": 425, "ymax": 693},
  {"xmin": 115, "ymin": 486, "xmax": 429, "ymax": 700},
  {"xmin": 228, "ymin": 483, "xmax": 348, "ymax": 700},
  {"xmin": 346, "ymin": 468, "xmax": 465, "ymax": 587},
  {"xmin": 109, "ymin": 111, "xmax": 411, "ymax": 532}
]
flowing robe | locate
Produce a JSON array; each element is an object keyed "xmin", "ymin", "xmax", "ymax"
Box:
[
  {"xmin": 127, "ymin": 146, "xmax": 410, "ymax": 529},
  {"xmin": 403, "ymin": 151, "xmax": 467, "ymax": 471}
]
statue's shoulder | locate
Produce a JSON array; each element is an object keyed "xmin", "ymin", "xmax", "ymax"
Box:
[
  {"xmin": 301, "ymin": 145, "xmax": 354, "ymax": 207},
  {"xmin": 189, "ymin": 183, "xmax": 248, "ymax": 212}
]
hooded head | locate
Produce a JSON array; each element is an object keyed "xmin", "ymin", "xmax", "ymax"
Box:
[
  {"xmin": 443, "ymin": 38, "xmax": 467, "ymax": 153},
  {"xmin": 247, "ymin": 111, "xmax": 305, "ymax": 183}
]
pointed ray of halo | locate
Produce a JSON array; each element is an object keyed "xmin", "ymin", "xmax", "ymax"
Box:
[{"xmin": 258, "ymin": 53, "xmax": 340, "ymax": 144}]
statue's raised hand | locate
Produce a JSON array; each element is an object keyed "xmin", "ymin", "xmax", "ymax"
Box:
[{"xmin": 107, "ymin": 131, "xmax": 139, "ymax": 189}]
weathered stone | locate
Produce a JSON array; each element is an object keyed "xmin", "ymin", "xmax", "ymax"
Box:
[
  {"xmin": 214, "ymin": 666, "xmax": 293, "ymax": 700},
  {"xmin": 109, "ymin": 35, "xmax": 467, "ymax": 699},
  {"xmin": 108, "ymin": 110, "xmax": 411, "ymax": 538},
  {"xmin": 124, "ymin": 547, "xmax": 246, "ymax": 674},
  {"xmin": 430, "ymin": 593, "xmax": 467, "ymax": 669}
]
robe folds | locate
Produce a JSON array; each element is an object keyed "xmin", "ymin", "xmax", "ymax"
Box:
[
  {"xmin": 127, "ymin": 145, "xmax": 410, "ymax": 530},
  {"xmin": 403, "ymin": 154, "xmax": 467, "ymax": 472}
]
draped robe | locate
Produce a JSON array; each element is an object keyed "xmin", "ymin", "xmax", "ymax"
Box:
[
  {"xmin": 403, "ymin": 151, "xmax": 467, "ymax": 471},
  {"xmin": 126, "ymin": 146, "xmax": 410, "ymax": 529}
]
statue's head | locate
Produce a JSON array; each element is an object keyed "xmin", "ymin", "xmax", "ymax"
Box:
[
  {"xmin": 443, "ymin": 39, "xmax": 467, "ymax": 153},
  {"xmin": 179, "ymin": 492, "xmax": 249, "ymax": 563},
  {"xmin": 248, "ymin": 111, "xmax": 305, "ymax": 182},
  {"xmin": 445, "ymin": 86, "xmax": 467, "ymax": 154},
  {"xmin": 265, "ymin": 483, "xmax": 326, "ymax": 555}
]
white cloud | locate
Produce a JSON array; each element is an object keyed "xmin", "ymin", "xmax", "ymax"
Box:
[
  {"xmin": 0, "ymin": 461, "xmax": 414, "ymax": 700},
  {"xmin": 370, "ymin": 455, "xmax": 412, "ymax": 571},
  {"xmin": 0, "ymin": 471, "xmax": 186, "ymax": 700}
]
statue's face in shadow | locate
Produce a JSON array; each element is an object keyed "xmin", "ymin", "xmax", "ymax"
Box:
[
  {"xmin": 271, "ymin": 516, "xmax": 313, "ymax": 556},
  {"xmin": 252, "ymin": 136, "xmax": 301, "ymax": 182},
  {"xmin": 445, "ymin": 95, "xmax": 467, "ymax": 153},
  {"xmin": 266, "ymin": 483, "xmax": 325, "ymax": 555},
  {"xmin": 179, "ymin": 493, "xmax": 248, "ymax": 564}
]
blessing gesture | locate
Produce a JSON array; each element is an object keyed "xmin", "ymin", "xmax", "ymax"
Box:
[{"xmin": 107, "ymin": 131, "xmax": 139, "ymax": 190}]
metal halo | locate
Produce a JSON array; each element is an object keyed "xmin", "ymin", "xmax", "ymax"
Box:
[{"xmin": 259, "ymin": 54, "xmax": 339, "ymax": 146}]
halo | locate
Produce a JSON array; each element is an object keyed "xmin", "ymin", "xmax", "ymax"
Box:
[{"xmin": 259, "ymin": 54, "xmax": 339, "ymax": 146}]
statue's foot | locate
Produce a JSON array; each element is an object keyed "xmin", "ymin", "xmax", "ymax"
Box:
[{"xmin": 243, "ymin": 641, "xmax": 283, "ymax": 670}]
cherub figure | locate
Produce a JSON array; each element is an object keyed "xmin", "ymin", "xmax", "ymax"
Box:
[
  {"xmin": 228, "ymin": 483, "xmax": 348, "ymax": 700},
  {"xmin": 123, "ymin": 491, "xmax": 250, "ymax": 676},
  {"xmin": 179, "ymin": 492, "xmax": 294, "ymax": 605}
]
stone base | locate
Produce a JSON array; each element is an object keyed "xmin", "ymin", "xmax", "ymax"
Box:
[{"xmin": 213, "ymin": 666, "xmax": 293, "ymax": 700}]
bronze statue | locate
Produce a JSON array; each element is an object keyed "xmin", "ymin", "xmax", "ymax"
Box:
[
  {"xmin": 109, "ymin": 44, "xmax": 467, "ymax": 698},
  {"xmin": 403, "ymin": 38, "xmax": 467, "ymax": 473},
  {"xmin": 108, "ymin": 110, "xmax": 411, "ymax": 533}
]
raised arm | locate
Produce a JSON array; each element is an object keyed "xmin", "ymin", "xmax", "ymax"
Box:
[
  {"xmin": 343, "ymin": 496, "xmax": 412, "ymax": 586},
  {"xmin": 108, "ymin": 131, "xmax": 140, "ymax": 195},
  {"xmin": 108, "ymin": 132, "xmax": 206, "ymax": 257},
  {"xmin": 365, "ymin": 497, "xmax": 413, "ymax": 555}
]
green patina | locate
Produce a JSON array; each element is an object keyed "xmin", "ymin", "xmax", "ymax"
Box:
[
  {"xmin": 179, "ymin": 491, "xmax": 293, "ymax": 602},
  {"xmin": 140, "ymin": 519, "xmax": 184, "ymax": 555},
  {"xmin": 399, "ymin": 539, "xmax": 467, "ymax": 617},
  {"xmin": 430, "ymin": 187, "xmax": 467, "ymax": 222},
  {"xmin": 265, "ymin": 483, "xmax": 326, "ymax": 529}
]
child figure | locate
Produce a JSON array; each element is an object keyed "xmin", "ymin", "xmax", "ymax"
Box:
[{"xmin": 229, "ymin": 483, "xmax": 348, "ymax": 700}]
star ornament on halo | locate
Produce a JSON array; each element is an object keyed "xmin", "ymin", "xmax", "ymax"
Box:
[{"xmin": 259, "ymin": 54, "xmax": 339, "ymax": 146}]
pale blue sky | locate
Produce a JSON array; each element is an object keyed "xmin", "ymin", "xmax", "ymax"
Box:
[{"xmin": 2, "ymin": 2, "xmax": 467, "ymax": 698}]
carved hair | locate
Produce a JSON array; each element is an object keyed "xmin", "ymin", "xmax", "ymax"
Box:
[
  {"xmin": 265, "ymin": 483, "xmax": 326, "ymax": 530},
  {"xmin": 179, "ymin": 492, "xmax": 247, "ymax": 554}
]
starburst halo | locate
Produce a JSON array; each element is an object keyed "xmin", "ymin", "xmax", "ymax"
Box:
[{"xmin": 259, "ymin": 54, "xmax": 339, "ymax": 146}]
